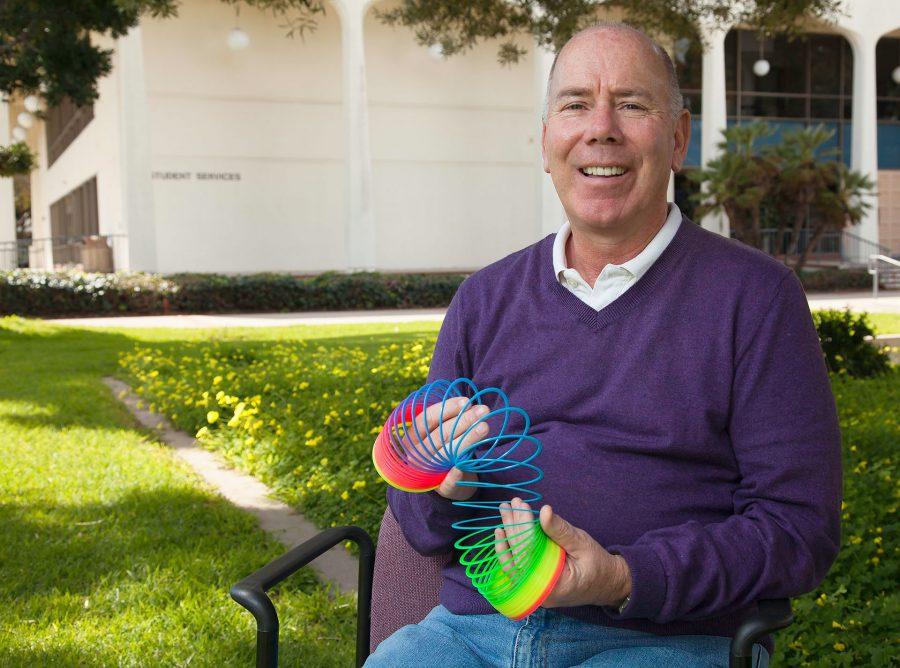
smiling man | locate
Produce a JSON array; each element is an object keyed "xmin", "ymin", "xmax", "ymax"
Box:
[{"xmin": 367, "ymin": 22, "xmax": 841, "ymax": 668}]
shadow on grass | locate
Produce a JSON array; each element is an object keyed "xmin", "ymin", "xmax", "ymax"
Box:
[
  {"xmin": 0, "ymin": 472, "xmax": 355, "ymax": 668},
  {"xmin": 0, "ymin": 486, "xmax": 321, "ymax": 601}
]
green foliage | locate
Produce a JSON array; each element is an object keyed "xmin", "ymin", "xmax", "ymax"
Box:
[
  {"xmin": 377, "ymin": 0, "xmax": 843, "ymax": 65},
  {"xmin": 690, "ymin": 123, "xmax": 875, "ymax": 271},
  {"xmin": 813, "ymin": 309, "xmax": 892, "ymax": 378},
  {"xmin": 773, "ymin": 369, "xmax": 899, "ymax": 666},
  {"xmin": 0, "ymin": 0, "xmax": 178, "ymax": 107},
  {"xmin": 0, "ymin": 269, "xmax": 177, "ymax": 316},
  {"xmin": 0, "ymin": 269, "xmax": 466, "ymax": 317},
  {"xmin": 0, "ymin": 141, "xmax": 36, "ymax": 176},
  {"xmin": 798, "ymin": 268, "xmax": 872, "ymax": 293},
  {"xmin": 0, "ymin": 317, "xmax": 355, "ymax": 666}
]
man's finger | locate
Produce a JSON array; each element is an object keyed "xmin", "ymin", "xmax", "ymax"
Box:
[
  {"xmin": 509, "ymin": 498, "xmax": 533, "ymax": 567},
  {"xmin": 494, "ymin": 526, "xmax": 514, "ymax": 574},
  {"xmin": 408, "ymin": 396, "xmax": 467, "ymax": 441},
  {"xmin": 539, "ymin": 504, "xmax": 580, "ymax": 553},
  {"xmin": 425, "ymin": 403, "xmax": 488, "ymax": 459},
  {"xmin": 401, "ymin": 397, "xmax": 468, "ymax": 463}
]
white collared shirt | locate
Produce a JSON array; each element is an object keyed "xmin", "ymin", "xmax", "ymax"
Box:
[{"xmin": 553, "ymin": 203, "xmax": 682, "ymax": 311}]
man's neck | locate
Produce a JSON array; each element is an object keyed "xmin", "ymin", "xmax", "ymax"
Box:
[{"xmin": 566, "ymin": 206, "xmax": 670, "ymax": 287}]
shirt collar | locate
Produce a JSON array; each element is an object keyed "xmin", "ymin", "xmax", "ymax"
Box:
[{"xmin": 553, "ymin": 202, "xmax": 683, "ymax": 286}]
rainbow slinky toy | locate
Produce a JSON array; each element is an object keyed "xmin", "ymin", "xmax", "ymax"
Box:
[{"xmin": 372, "ymin": 378, "xmax": 565, "ymax": 620}]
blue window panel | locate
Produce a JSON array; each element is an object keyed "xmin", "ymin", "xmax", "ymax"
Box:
[
  {"xmin": 685, "ymin": 118, "xmax": 702, "ymax": 167},
  {"xmin": 842, "ymin": 124, "xmax": 852, "ymax": 167},
  {"xmin": 878, "ymin": 123, "xmax": 900, "ymax": 169}
]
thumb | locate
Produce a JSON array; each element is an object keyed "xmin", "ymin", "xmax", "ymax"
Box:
[{"xmin": 540, "ymin": 505, "xmax": 582, "ymax": 553}]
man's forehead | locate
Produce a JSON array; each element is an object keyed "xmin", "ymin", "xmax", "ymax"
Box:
[{"xmin": 551, "ymin": 28, "xmax": 664, "ymax": 95}]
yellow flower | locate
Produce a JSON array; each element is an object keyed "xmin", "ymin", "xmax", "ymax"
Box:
[
  {"xmin": 833, "ymin": 643, "xmax": 846, "ymax": 652},
  {"xmin": 341, "ymin": 491, "xmax": 349, "ymax": 501},
  {"xmin": 195, "ymin": 426, "xmax": 210, "ymax": 438},
  {"xmin": 213, "ymin": 375, "xmax": 223, "ymax": 385},
  {"xmin": 352, "ymin": 480, "xmax": 367, "ymax": 490},
  {"xmin": 207, "ymin": 411, "xmax": 219, "ymax": 424}
]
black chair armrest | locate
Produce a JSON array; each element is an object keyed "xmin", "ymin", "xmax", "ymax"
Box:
[
  {"xmin": 729, "ymin": 598, "xmax": 793, "ymax": 668},
  {"xmin": 231, "ymin": 526, "xmax": 375, "ymax": 668}
]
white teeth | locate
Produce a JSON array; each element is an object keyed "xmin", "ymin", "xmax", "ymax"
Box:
[{"xmin": 581, "ymin": 166, "xmax": 627, "ymax": 177}]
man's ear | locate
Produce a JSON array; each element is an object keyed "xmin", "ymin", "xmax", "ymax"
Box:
[
  {"xmin": 671, "ymin": 109, "xmax": 691, "ymax": 173},
  {"xmin": 541, "ymin": 121, "xmax": 550, "ymax": 174}
]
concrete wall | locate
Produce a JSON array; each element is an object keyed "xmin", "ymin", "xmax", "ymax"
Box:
[
  {"xmin": 141, "ymin": 0, "xmax": 345, "ymax": 274},
  {"xmin": 365, "ymin": 1, "xmax": 539, "ymax": 271},
  {"xmin": 878, "ymin": 171, "xmax": 900, "ymax": 253}
]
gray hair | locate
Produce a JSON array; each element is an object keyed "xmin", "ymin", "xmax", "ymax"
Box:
[{"xmin": 542, "ymin": 22, "xmax": 684, "ymax": 122}]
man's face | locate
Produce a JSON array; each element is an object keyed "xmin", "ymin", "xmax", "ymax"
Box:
[{"xmin": 541, "ymin": 29, "xmax": 690, "ymax": 234}]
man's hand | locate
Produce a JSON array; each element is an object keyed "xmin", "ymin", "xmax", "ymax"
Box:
[
  {"xmin": 405, "ymin": 396, "xmax": 489, "ymax": 501},
  {"xmin": 495, "ymin": 498, "xmax": 632, "ymax": 609}
]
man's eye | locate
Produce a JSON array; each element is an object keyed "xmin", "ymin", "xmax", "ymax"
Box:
[
  {"xmin": 622, "ymin": 103, "xmax": 645, "ymax": 111},
  {"xmin": 563, "ymin": 102, "xmax": 587, "ymax": 111}
]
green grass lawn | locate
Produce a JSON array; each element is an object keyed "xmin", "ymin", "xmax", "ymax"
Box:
[
  {"xmin": 862, "ymin": 312, "xmax": 900, "ymax": 335},
  {"xmin": 0, "ymin": 317, "xmax": 367, "ymax": 667}
]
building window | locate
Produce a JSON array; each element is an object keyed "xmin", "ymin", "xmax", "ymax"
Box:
[
  {"xmin": 49, "ymin": 175, "xmax": 99, "ymax": 266},
  {"xmin": 876, "ymin": 36, "xmax": 900, "ymax": 169},
  {"xmin": 724, "ymin": 29, "xmax": 853, "ymax": 165},
  {"xmin": 45, "ymin": 97, "xmax": 94, "ymax": 166}
]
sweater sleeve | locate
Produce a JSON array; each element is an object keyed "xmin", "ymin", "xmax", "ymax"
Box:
[
  {"xmin": 607, "ymin": 271, "xmax": 842, "ymax": 622},
  {"xmin": 385, "ymin": 284, "xmax": 476, "ymax": 557}
]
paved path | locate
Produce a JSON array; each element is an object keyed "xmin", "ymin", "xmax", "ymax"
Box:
[
  {"xmin": 806, "ymin": 291, "xmax": 900, "ymax": 314},
  {"xmin": 104, "ymin": 377, "xmax": 360, "ymax": 593},
  {"xmin": 51, "ymin": 308, "xmax": 447, "ymax": 329},
  {"xmin": 45, "ymin": 292, "xmax": 900, "ymax": 330}
]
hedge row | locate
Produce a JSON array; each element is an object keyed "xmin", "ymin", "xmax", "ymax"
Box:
[
  {"xmin": 0, "ymin": 270, "xmax": 467, "ymax": 317},
  {"xmin": 797, "ymin": 268, "xmax": 871, "ymax": 292},
  {"xmin": 0, "ymin": 267, "xmax": 877, "ymax": 317}
]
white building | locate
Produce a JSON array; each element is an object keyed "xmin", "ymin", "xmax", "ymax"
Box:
[{"xmin": 2, "ymin": 0, "xmax": 899, "ymax": 274}]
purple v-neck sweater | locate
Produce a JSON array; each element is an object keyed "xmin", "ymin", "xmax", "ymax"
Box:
[{"xmin": 387, "ymin": 217, "xmax": 841, "ymax": 644}]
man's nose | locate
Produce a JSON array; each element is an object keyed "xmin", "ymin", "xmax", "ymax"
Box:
[{"xmin": 583, "ymin": 104, "xmax": 622, "ymax": 144}]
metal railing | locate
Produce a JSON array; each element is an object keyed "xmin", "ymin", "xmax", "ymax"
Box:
[
  {"xmin": 9, "ymin": 234, "xmax": 128, "ymax": 272},
  {"xmin": 753, "ymin": 228, "xmax": 889, "ymax": 266},
  {"xmin": 868, "ymin": 254, "xmax": 900, "ymax": 298},
  {"xmin": 0, "ymin": 239, "xmax": 33, "ymax": 270}
]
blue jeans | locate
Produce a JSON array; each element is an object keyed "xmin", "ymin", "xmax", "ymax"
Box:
[{"xmin": 366, "ymin": 605, "xmax": 769, "ymax": 668}]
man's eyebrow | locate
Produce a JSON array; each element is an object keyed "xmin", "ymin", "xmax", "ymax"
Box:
[
  {"xmin": 553, "ymin": 87, "xmax": 591, "ymax": 102},
  {"xmin": 553, "ymin": 86, "xmax": 655, "ymax": 102},
  {"xmin": 613, "ymin": 87, "xmax": 654, "ymax": 100}
]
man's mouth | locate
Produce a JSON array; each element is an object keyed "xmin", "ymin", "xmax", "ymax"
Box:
[{"xmin": 579, "ymin": 165, "xmax": 628, "ymax": 177}]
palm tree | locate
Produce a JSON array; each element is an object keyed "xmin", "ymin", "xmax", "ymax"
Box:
[
  {"xmin": 769, "ymin": 125, "xmax": 841, "ymax": 260},
  {"xmin": 793, "ymin": 164, "xmax": 874, "ymax": 272},
  {"xmin": 688, "ymin": 122, "xmax": 777, "ymax": 249}
]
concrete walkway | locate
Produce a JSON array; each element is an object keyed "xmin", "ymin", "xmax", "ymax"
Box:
[
  {"xmin": 806, "ymin": 291, "xmax": 900, "ymax": 314},
  {"xmin": 104, "ymin": 377, "xmax": 360, "ymax": 593},
  {"xmin": 45, "ymin": 292, "xmax": 900, "ymax": 330},
  {"xmin": 51, "ymin": 308, "xmax": 447, "ymax": 329}
]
